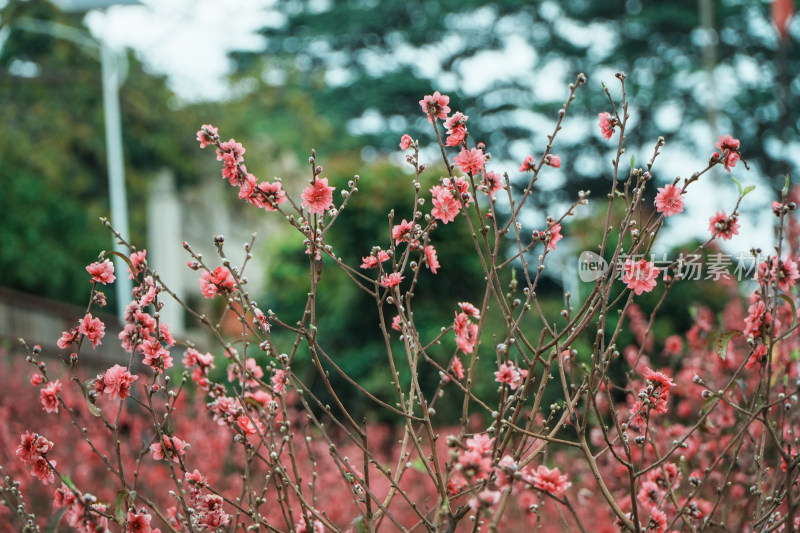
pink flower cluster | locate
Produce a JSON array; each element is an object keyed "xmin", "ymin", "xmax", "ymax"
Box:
[
  {"xmin": 199, "ymin": 266, "xmax": 235, "ymax": 298},
  {"xmin": 95, "ymin": 364, "xmax": 138, "ymax": 400},
  {"xmin": 713, "ymin": 134, "xmax": 741, "ymax": 172},
  {"xmin": 181, "ymin": 469, "xmax": 231, "ymax": 529},
  {"xmin": 708, "ymin": 210, "xmax": 740, "ymax": 240},
  {"xmin": 183, "ymin": 347, "xmax": 216, "ymax": 389},
  {"xmin": 454, "ymin": 302, "xmax": 480, "ymax": 354},
  {"xmin": 53, "ymin": 483, "xmax": 111, "ymax": 533},
  {"xmin": 16, "ymin": 431, "xmax": 55, "ymax": 485},
  {"xmin": 196, "ymin": 124, "xmax": 288, "ymax": 212},
  {"xmin": 431, "ymin": 177, "xmax": 472, "ymax": 224}
]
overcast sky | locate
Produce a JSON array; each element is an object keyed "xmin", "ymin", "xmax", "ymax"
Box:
[{"xmin": 84, "ymin": 0, "xmax": 277, "ymax": 101}]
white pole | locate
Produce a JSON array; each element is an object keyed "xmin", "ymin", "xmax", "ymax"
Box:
[{"xmin": 101, "ymin": 41, "xmax": 132, "ymax": 320}]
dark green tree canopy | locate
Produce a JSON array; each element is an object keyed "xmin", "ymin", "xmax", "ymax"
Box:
[{"xmin": 233, "ymin": 0, "xmax": 797, "ymax": 197}]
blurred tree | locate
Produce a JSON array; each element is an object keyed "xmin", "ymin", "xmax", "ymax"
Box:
[
  {"xmin": 231, "ymin": 0, "xmax": 798, "ymax": 201},
  {"xmin": 0, "ymin": 0, "xmax": 206, "ymax": 307}
]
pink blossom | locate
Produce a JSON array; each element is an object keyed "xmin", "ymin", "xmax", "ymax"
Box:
[
  {"xmin": 30, "ymin": 373, "xmax": 43, "ymax": 386},
  {"xmin": 126, "ymin": 510, "xmax": 153, "ymax": 533},
  {"xmin": 128, "ymin": 250, "xmax": 147, "ymax": 278},
  {"xmin": 140, "ymin": 339, "xmax": 173, "ymax": 373},
  {"xmin": 216, "ymin": 138, "xmax": 245, "ymax": 163},
  {"xmin": 746, "ymin": 344, "xmax": 768, "ymax": 369},
  {"xmin": 254, "ymin": 181, "xmax": 287, "ymax": 211},
  {"xmin": 419, "ymin": 91, "xmax": 450, "ymax": 123},
  {"xmin": 78, "ymin": 314, "xmax": 105, "ymax": 349},
  {"xmin": 664, "ymin": 335, "xmax": 683, "ymax": 355},
  {"xmin": 481, "ymin": 171, "xmax": 503, "ymax": 198},
  {"xmin": 41, "ymin": 380, "xmax": 61, "ymax": 413},
  {"xmin": 708, "ymin": 211, "xmax": 740, "ymax": 240},
  {"xmin": 465, "ymin": 434, "xmax": 494, "ymax": 455},
  {"xmin": 771, "ymin": 256, "xmax": 800, "ymax": 292},
  {"xmin": 380, "ymin": 272, "xmax": 404, "ymax": 288},
  {"xmin": 150, "ymin": 435, "xmax": 188, "ymax": 463},
  {"xmin": 544, "ymin": 154, "xmax": 561, "ymax": 168},
  {"xmin": 391, "ymin": 314, "xmax": 403, "ymax": 332},
  {"xmin": 649, "ymin": 508, "xmax": 668, "ymax": 533},
  {"xmin": 199, "ymin": 266, "xmax": 235, "ymax": 298},
  {"xmin": 16, "ymin": 431, "xmax": 53, "ymax": 464},
  {"xmin": 392, "ymin": 219, "xmax": 414, "ymax": 244},
  {"xmin": 302, "ymin": 177, "xmax": 335, "ymax": 215},
  {"xmin": 196, "ymin": 124, "xmax": 219, "ymax": 149},
  {"xmin": 623, "ymin": 259, "xmax": 659, "ymax": 295},
  {"xmin": 547, "ymin": 223, "xmax": 563, "ymax": 250},
  {"xmin": 57, "ymin": 329, "xmax": 76, "ymax": 349},
  {"xmin": 431, "ymin": 191, "xmax": 460, "ymax": 224},
  {"xmin": 523, "ymin": 465, "xmax": 571, "ymax": 497},
  {"xmin": 360, "ymin": 250, "xmax": 390, "ymax": 270},
  {"xmin": 32, "ymin": 456, "xmax": 56, "ymax": 485},
  {"xmin": 715, "ymin": 135, "xmax": 741, "ymax": 172},
  {"xmin": 444, "ymin": 112, "xmax": 468, "ymax": 146},
  {"xmin": 654, "ymin": 184, "xmax": 684, "ymax": 216},
  {"xmin": 271, "ymin": 369, "xmax": 288, "ymax": 395},
  {"xmin": 519, "ymin": 155, "xmax": 536, "ymax": 172},
  {"xmin": 598, "ymin": 112, "xmax": 615, "ymax": 140},
  {"xmin": 494, "ymin": 362, "xmax": 524, "ymax": 390},
  {"xmin": 458, "ymin": 302, "xmax": 480, "ymax": 319},
  {"xmin": 103, "ymin": 364, "xmax": 138, "ymax": 400},
  {"xmin": 86, "ymin": 259, "xmax": 115, "ymax": 284},
  {"xmin": 399, "ymin": 134, "xmax": 413, "ymax": 150},
  {"xmin": 452, "ymin": 356, "xmax": 465, "ymax": 380},
  {"xmin": 424, "ymin": 245, "xmax": 440, "ymax": 274},
  {"xmin": 453, "ymin": 147, "xmax": 485, "ymax": 174}
]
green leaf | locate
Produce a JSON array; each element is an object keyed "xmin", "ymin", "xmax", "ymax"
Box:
[
  {"xmin": 106, "ymin": 250, "xmax": 135, "ymax": 275},
  {"xmin": 731, "ymin": 176, "xmax": 743, "ymax": 196},
  {"xmin": 115, "ymin": 489, "xmax": 132, "ymax": 524},
  {"xmin": 82, "ymin": 378, "xmax": 102, "ymax": 417},
  {"xmin": 714, "ymin": 329, "xmax": 743, "ymax": 361},
  {"xmin": 44, "ymin": 507, "xmax": 68, "ymax": 533},
  {"xmin": 783, "ymin": 174, "xmax": 791, "ymax": 198},
  {"xmin": 779, "ymin": 294, "xmax": 797, "ymax": 330},
  {"xmin": 351, "ymin": 515, "xmax": 369, "ymax": 533},
  {"xmin": 410, "ymin": 457, "xmax": 426, "ymax": 472},
  {"xmin": 630, "ymin": 155, "xmax": 635, "ymax": 170},
  {"xmin": 742, "ymin": 185, "xmax": 755, "ymax": 197}
]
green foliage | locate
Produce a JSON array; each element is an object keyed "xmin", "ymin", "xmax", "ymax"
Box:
[{"xmin": 0, "ymin": 1, "xmax": 206, "ymax": 306}]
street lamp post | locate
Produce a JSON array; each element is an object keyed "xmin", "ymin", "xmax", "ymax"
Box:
[{"xmin": 20, "ymin": 0, "xmax": 142, "ymax": 320}]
